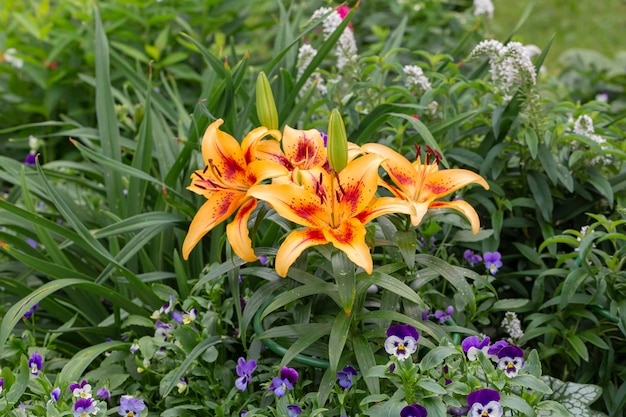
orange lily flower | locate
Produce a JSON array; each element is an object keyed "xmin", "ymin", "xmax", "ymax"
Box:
[
  {"xmin": 248, "ymin": 154, "xmax": 412, "ymax": 277},
  {"xmin": 182, "ymin": 119, "xmax": 288, "ymax": 261},
  {"xmin": 254, "ymin": 125, "xmax": 362, "ymax": 183},
  {"xmin": 361, "ymin": 143, "xmax": 489, "ymax": 233}
]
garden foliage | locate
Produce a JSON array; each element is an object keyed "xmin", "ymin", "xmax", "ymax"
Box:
[{"xmin": 0, "ymin": 1, "xmax": 625, "ymax": 417}]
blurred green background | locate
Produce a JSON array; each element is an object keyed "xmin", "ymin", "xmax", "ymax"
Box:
[{"xmin": 491, "ymin": 0, "xmax": 626, "ymax": 72}]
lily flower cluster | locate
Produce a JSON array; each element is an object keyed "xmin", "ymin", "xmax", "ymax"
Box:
[{"xmin": 182, "ymin": 116, "xmax": 489, "ymax": 278}]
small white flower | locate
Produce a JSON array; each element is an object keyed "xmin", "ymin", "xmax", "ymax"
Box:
[
  {"xmin": 473, "ymin": 0, "xmax": 494, "ymax": 19},
  {"xmin": 501, "ymin": 311, "xmax": 524, "ymax": 341},
  {"xmin": 2, "ymin": 48, "xmax": 24, "ymax": 69},
  {"xmin": 310, "ymin": 7, "xmax": 358, "ymax": 70},
  {"xmin": 72, "ymin": 383, "xmax": 92, "ymax": 399},
  {"xmin": 403, "ymin": 65, "xmax": 431, "ymax": 93}
]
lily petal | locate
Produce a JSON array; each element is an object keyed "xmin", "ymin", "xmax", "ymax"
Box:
[
  {"xmin": 275, "ymin": 228, "xmax": 328, "ymax": 277},
  {"xmin": 248, "ymin": 184, "xmax": 329, "ymax": 228},
  {"xmin": 430, "ymin": 199, "xmax": 482, "ymax": 234},
  {"xmin": 361, "ymin": 143, "xmax": 419, "ymax": 198},
  {"xmin": 255, "ymin": 140, "xmax": 291, "ymax": 168},
  {"xmin": 240, "ymin": 126, "xmax": 281, "ymax": 163},
  {"xmin": 357, "ymin": 196, "xmax": 415, "ymax": 225},
  {"xmin": 226, "ymin": 198, "xmax": 259, "ymax": 262},
  {"xmin": 336, "ymin": 154, "xmax": 384, "ymax": 219},
  {"xmin": 201, "ymin": 119, "xmax": 249, "ymax": 186},
  {"xmin": 248, "ymin": 160, "xmax": 290, "ymax": 183},
  {"xmin": 322, "ymin": 218, "xmax": 372, "ymax": 274},
  {"xmin": 422, "ymin": 169, "xmax": 489, "ymax": 200},
  {"xmin": 282, "ymin": 126, "xmax": 327, "ymax": 169},
  {"xmin": 182, "ymin": 191, "xmax": 247, "ymax": 259}
]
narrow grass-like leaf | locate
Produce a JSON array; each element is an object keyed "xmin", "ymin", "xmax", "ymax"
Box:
[
  {"xmin": 277, "ymin": 324, "xmax": 333, "ymax": 367},
  {"xmin": 419, "ymin": 346, "xmax": 462, "ymax": 371},
  {"xmin": 328, "ymin": 312, "xmax": 352, "ymax": 373},
  {"xmin": 0, "ymin": 278, "xmax": 145, "ymax": 349},
  {"xmin": 360, "ymin": 271, "xmax": 424, "ymax": 307},
  {"xmin": 94, "ymin": 5, "xmax": 125, "ymax": 216},
  {"xmin": 58, "ymin": 341, "xmax": 128, "ymax": 386},
  {"xmin": 261, "ymin": 283, "xmax": 337, "ymax": 320},
  {"xmin": 353, "ymin": 334, "xmax": 380, "ymax": 395},
  {"xmin": 415, "ymin": 254, "xmax": 475, "ymax": 313}
]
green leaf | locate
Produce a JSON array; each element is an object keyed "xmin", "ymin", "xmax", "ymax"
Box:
[
  {"xmin": 415, "ymin": 255, "xmax": 475, "ymax": 313},
  {"xmin": 527, "ymin": 170, "xmax": 553, "ymax": 222},
  {"xmin": 560, "ymin": 268, "xmax": 590, "ymax": 310},
  {"xmin": 500, "ymin": 394, "xmax": 536, "ymax": 417},
  {"xmin": 510, "ymin": 375, "xmax": 553, "ymax": 394},
  {"xmin": 525, "ymin": 129, "xmax": 538, "ymax": 159},
  {"xmin": 277, "ymin": 324, "xmax": 332, "ymax": 367},
  {"xmin": 512, "ymin": 242, "xmax": 545, "ymax": 267},
  {"xmin": 492, "ymin": 299, "xmax": 529, "ymax": 311},
  {"xmin": 361, "ymin": 271, "xmax": 424, "ymax": 307},
  {"xmin": 58, "ymin": 341, "xmax": 128, "ymax": 386},
  {"xmin": 587, "ymin": 169, "xmax": 614, "ymax": 207},
  {"xmin": 5, "ymin": 357, "xmax": 30, "ymax": 405},
  {"xmin": 353, "ymin": 335, "xmax": 380, "ymax": 395},
  {"xmin": 566, "ymin": 334, "xmax": 589, "ymax": 362},
  {"xmin": 93, "ymin": 5, "xmax": 125, "ymax": 215},
  {"xmin": 328, "ymin": 313, "xmax": 352, "ymax": 373},
  {"xmin": 538, "ymin": 144, "xmax": 558, "ymax": 184},
  {"xmin": 159, "ymin": 336, "xmax": 222, "ymax": 397},
  {"xmin": 540, "ymin": 376, "xmax": 603, "ymax": 417},
  {"xmin": 419, "ymin": 346, "xmax": 462, "ymax": 371}
]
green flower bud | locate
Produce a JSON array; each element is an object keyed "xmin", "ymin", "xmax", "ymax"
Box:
[
  {"xmin": 327, "ymin": 109, "xmax": 349, "ymax": 172},
  {"xmin": 255, "ymin": 71, "xmax": 279, "ymax": 130}
]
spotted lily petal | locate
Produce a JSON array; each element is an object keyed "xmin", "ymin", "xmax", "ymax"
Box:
[
  {"xmin": 282, "ymin": 126, "xmax": 327, "ymax": 169},
  {"xmin": 182, "ymin": 191, "xmax": 247, "ymax": 259},
  {"xmin": 430, "ymin": 199, "xmax": 482, "ymax": 233},
  {"xmin": 275, "ymin": 229, "xmax": 328, "ymax": 277},
  {"xmin": 226, "ymin": 198, "xmax": 259, "ymax": 262},
  {"xmin": 322, "ymin": 217, "xmax": 371, "ymax": 273},
  {"xmin": 422, "ymin": 169, "xmax": 489, "ymax": 200}
]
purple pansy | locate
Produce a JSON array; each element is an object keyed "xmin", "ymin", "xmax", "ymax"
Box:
[
  {"xmin": 268, "ymin": 367, "xmax": 299, "ymax": 397},
  {"xmin": 28, "ymin": 353, "xmax": 43, "ymax": 375},
  {"xmin": 497, "ymin": 346, "xmax": 525, "ymax": 378},
  {"xmin": 24, "ymin": 153, "xmax": 37, "ymax": 166},
  {"xmin": 336, "ymin": 365, "xmax": 358, "ymax": 389},
  {"xmin": 468, "ymin": 389, "xmax": 503, "ymax": 417},
  {"xmin": 483, "ymin": 251, "xmax": 503, "ymax": 275},
  {"xmin": 434, "ymin": 306, "xmax": 454, "ymax": 324},
  {"xmin": 384, "ymin": 324, "xmax": 419, "ymax": 361},
  {"xmin": 50, "ymin": 387, "xmax": 60, "ymax": 402},
  {"xmin": 0, "ymin": 378, "xmax": 4, "ymax": 395},
  {"xmin": 235, "ymin": 357, "xmax": 257, "ymax": 391},
  {"xmin": 171, "ymin": 311, "xmax": 183, "ymax": 324},
  {"xmin": 461, "ymin": 335, "xmax": 490, "ymax": 361},
  {"xmin": 70, "ymin": 379, "xmax": 92, "ymax": 399},
  {"xmin": 96, "ymin": 387, "xmax": 110, "ymax": 400},
  {"xmin": 487, "ymin": 340, "xmax": 509, "ymax": 361},
  {"xmin": 401, "ymin": 403, "xmax": 428, "ymax": 417},
  {"xmin": 258, "ymin": 255, "xmax": 269, "ymax": 266},
  {"xmin": 23, "ymin": 303, "xmax": 38, "ymax": 319},
  {"xmin": 74, "ymin": 397, "xmax": 97, "ymax": 417},
  {"xmin": 118, "ymin": 395, "xmax": 146, "ymax": 417},
  {"xmin": 154, "ymin": 320, "xmax": 173, "ymax": 341},
  {"xmin": 464, "ymin": 249, "xmax": 483, "ymax": 267},
  {"xmin": 287, "ymin": 404, "xmax": 302, "ymax": 417}
]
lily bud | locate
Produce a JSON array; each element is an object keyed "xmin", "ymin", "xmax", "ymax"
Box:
[
  {"xmin": 255, "ymin": 71, "xmax": 279, "ymax": 130},
  {"xmin": 327, "ymin": 109, "xmax": 348, "ymax": 172}
]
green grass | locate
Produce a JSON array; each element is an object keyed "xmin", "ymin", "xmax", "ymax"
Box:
[{"xmin": 490, "ymin": 0, "xmax": 626, "ymax": 71}]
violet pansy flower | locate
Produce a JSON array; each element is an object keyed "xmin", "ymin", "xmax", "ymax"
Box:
[
  {"xmin": 434, "ymin": 306, "xmax": 454, "ymax": 323},
  {"xmin": 401, "ymin": 403, "xmax": 428, "ymax": 417},
  {"xmin": 28, "ymin": 353, "xmax": 43, "ymax": 375},
  {"xmin": 74, "ymin": 397, "xmax": 97, "ymax": 417},
  {"xmin": 468, "ymin": 388, "xmax": 503, "ymax": 417},
  {"xmin": 336, "ymin": 365, "xmax": 358, "ymax": 389},
  {"xmin": 384, "ymin": 324, "xmax": 419, "ymax": 361},
  {"xmin": 497, "ymin": 345, "xmax": 525, "ymax": 377},
  {"xmin": 461, "ymin": 335, "xmax": 490, "ymax": 361},
  {"xmin": 287, "ymin": 404, "xmax": 302, "ymax": 417},
  {"xmin": 50, "ymin": 387, "xmax": 60, "ymax": 402},
  {"xmin": 96, "ymin": 387, "xmax": 110, "ymax": 400},
  {"xmin": 70, "ymin": 379, "xmax": 92, "ymax": 399},
  {"xmin": 268, "ymin": 367, "xmax": 298, "ymax": 397},
  {"xmin": 464, "ymin": 249, "xmax": 483, "ymax": 267},
  {"xmin": 483, "ymin": 251, "xmax": 503, "ymax": 275},
  {"xmin": 235, "ymin": 357, "xmax": 257, "ymax": 391},
  {"xmin": 118, "ymin": 395, "xmax": 146, "ymax": 417},
  {"xmin": 487, "ymin": 340, "xmax": 509, "ymax": 361}
]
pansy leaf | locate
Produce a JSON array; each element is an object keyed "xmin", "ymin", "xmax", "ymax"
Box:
[
  {"xmin": 500, "ymin": 394, "xmax": 536, "ymax": 417},
  {"xmin": 419, "ymin": 346, "xmax": 462, "ymax": 371},
  {"xmin": 510, "ymin": 375, "xmax": 553, "ymax": 394}
]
